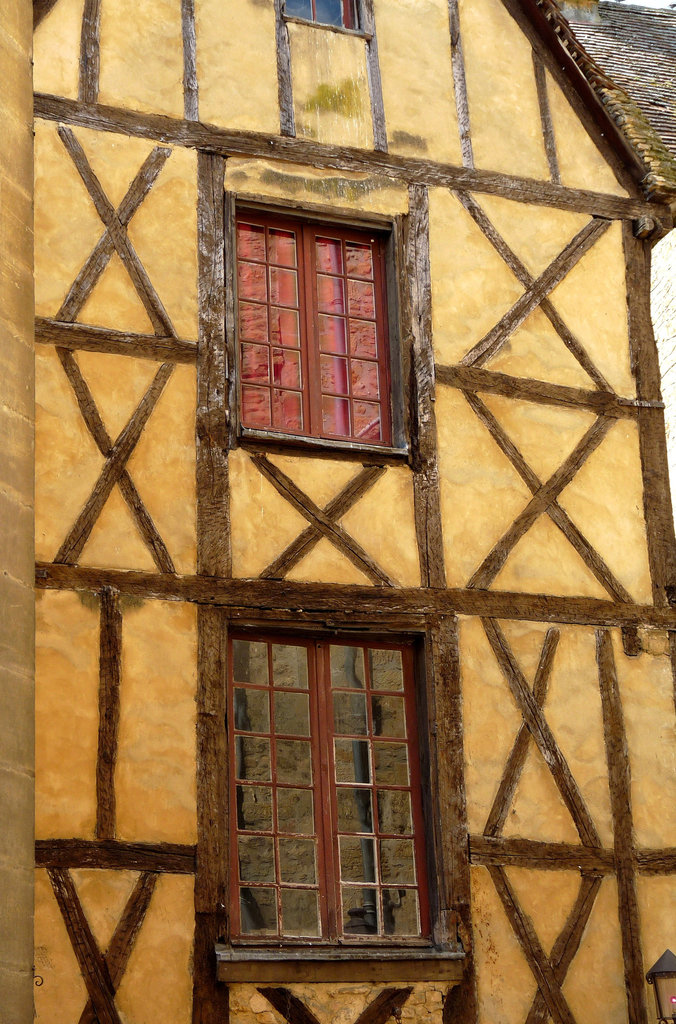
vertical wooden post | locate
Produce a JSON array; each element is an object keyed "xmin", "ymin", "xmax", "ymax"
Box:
[
  {"xmin": 596, "ymin": 629, "xmax": 648, "ymax": 1024},
  {"xmin": 194, "ymin": 151, "xmax": 230, "ymax": 1024},
  {"xmin": 181, "ymin": 0, "xmax": 199, "ymax": 122},
  {"xmin": 405, "ymin": 185, "xmax": 446, "ymax": 589},
  {"xmin": 447, "ymin": 0, "xmax": 473, "ymax": 168},
  {"xmin": 96, "ymin": 587, "xmax": 122, "ymax": 840},
  {"xmin": 79, "ymin": 0, "xmax": 101, "ymax": 104},
  {"xmin": 273, "ymin": 0, "xmax": 296, "ymax": 137},
  {"xmin": 360, "ymin": 0, "xmax": 388, "ymax": 152}
]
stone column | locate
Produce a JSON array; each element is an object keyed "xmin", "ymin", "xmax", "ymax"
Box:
[{"xmin": 0, "ymin": 2, "xmax": 35, "ymax": 1021}]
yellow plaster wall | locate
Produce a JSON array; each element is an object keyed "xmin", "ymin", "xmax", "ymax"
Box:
[
  {"xmin": 116, "ymin": 600, "xmax": 197, "ymax": 844},
  {"xmin": 229, "ymin": 982, "xmax": 447, "ymax": 1024},
  {"xmin": 35, "ymin": 590, "xmax": 99, "ymax": 839},
  {"xmin": 289, "ymin": 22, "xmax": 372, "ymax": 148},
  {"xmin": 33, "ymin": 0, "xmax": 82, "ymax": 99},
  {"xmin": 375, "ymin": 0, "xmax": 462, "ymax": 165},
  {"xmin": 196, "ymin": 0, "xmax": 279, "ymax": 135},
  {"xmin": 34, "ymin": 870, "xmax": 89, "ymax": 1024}
]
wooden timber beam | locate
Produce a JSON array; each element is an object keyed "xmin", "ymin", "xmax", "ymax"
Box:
[
  {"xmin": 33, "ymin": 93, "xmax": 671, "ymax": 223},
  {"xmin": 34, "ymin": 562, "xmax": 676, "ymax": 629},
  {"xmin": 36, "ymin": 838, "xmax": 196, "ymax": 873},
  {"xmin": 35, "ymin": 318, "xmax": 198, "ymax": 363}
]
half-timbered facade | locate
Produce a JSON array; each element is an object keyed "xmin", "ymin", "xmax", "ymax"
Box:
[{"xmin": 22, "ymin": 0, "xmax": 676, "ymax": 1022}]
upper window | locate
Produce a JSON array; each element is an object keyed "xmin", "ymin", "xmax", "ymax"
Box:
[
  {"xmin": 229, "ymin": 635, "xmax": 429, "ymax": 943},
  {"xmin": 236, "ymin": 212, "xmax": 393, "ymax": 448},
  {"xmin": 284, "ymin": 0, "xmax": 359, "ymax": 29}
]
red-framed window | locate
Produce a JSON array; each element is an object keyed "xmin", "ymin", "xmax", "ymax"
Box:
[
  {"xmin": 284, "ymin": 0, "xmax": 359, "ymax": 30},
  {"xmin": 236, "ymin": 212, "xmax": 392, "ymax": 447},
  {"xmin": 228, "ymin": 635, "xmax": 430, "ymax": 943}
]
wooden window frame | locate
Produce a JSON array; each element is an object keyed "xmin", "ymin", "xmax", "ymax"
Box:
[
  {"xmin": 283, "ymin": 0, "xmax": 360, "ymax": 31},
  {"xmin": 234, "ymin": 204, "xmax": 407, "ymax": 458}
]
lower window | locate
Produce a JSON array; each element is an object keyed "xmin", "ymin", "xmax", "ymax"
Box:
[{"xmin": 228, "ymin": 634, "xmax": 429, "ymax": 943}]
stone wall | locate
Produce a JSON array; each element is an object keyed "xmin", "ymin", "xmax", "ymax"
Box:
[{"xmin": 0, "ymin": 2, "xmax": 35, "ymax": 1021}]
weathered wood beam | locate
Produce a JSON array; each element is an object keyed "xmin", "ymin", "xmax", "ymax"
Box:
[
  {"xmin": 36, "ymin": 838, "xmax": 196, "ymax": 872},
  {"xmin": 34, "ymin": 562, "xmax": 676, "ymax": 629},
  {"xmin": 532, "ymin": 51, "xmax": 560, "ymax": 185},
  {"xmin": 33, "ymin": 93, "xmax": 672, "ymax": 222},
  {"xmin": 181, "ymin": 0, "xmax": 199, "ymax": 121},
  {"xmin": 273, "ymin": 0, "xmax": 295, "ymax": 137},
  {"xmin": 96, "ymin": 588, "xmax": 122, "ymax": 840},
  {"xmin": 447, "ymin": 0, "xmax": 473, "ymax": 168},
  {"xmin": 361, "ymin": 0, "xmax": 387, "ymax": 152},
  {"xmin": 469, "ymin": 835, "xmax": 614, "ymax": 873},
  {"xmin": 37, "ymin": 318, "xmax": 198, "ymax": 363},
  {"xmin": 79, "ymin": 0, "xmax": 101, "ymax": 105}
]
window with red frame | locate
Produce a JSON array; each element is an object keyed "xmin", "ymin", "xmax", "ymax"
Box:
[
  {"xmin": 229, "ymin": 636, "xmax": 429, "ymax": 942},
  {"xmin": 284, "ymin": 0, "xmax": 359, "ymax": 30},
  {"xmin": 236, "ymin": 213, "xmax": 392, "ymax": 447}
]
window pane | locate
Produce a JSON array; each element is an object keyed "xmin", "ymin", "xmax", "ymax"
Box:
[
  {"xmin": 320, "ymin": 355, "xmax": 349, "ymax": 395},
  {"xmin": 349, "ymin": 319, "xmax": 377, "ymax": 359},
  {"xmin": 237, "ymin": 785, "xmax": 273, "ymax": 831},
  {"xmin": 371, "ymin": 695, "xmax": 406, "ymax": 738},
  {"xmin": 353, "ymin": 400, "xmax": 381, "ymax": 442},
  {"xmin": 334, "ymin": 738, "xmax": 370, "ymax": 783},
  {"xmin": 333, "ymin": 691, "xmax": 367, "ymax": 736},
  {"xmin": 342, "ymin": 886, "xmax": 378, "ymax": 935},
  {"xmin": 373, "ymin": 743, "xmax": 409, "ymax": 786},
  {"xmin": 272, "ymin": 645, "xmax": 308, "ymax": 689},
  {"xmin": 337, "ymin": 787, "xmax": 373, "ymax": 833},
  {"xmin": 277, "ymin": 788, "xmax": 314, "ymax": 834},
  {"xmin": 315, "ymin": 0, "xmax": 344, "ymax": 26},
  {"xmin": 380, "ymin": 839, "xmax": 415, "ymax": 884},
  {"xmin": 281, "ymin": 889, "xmax": 320, "ymax": 937},
  {"xmin": 279, "ymin": 837, "xmax": 317, "ymax": 884},
  {"xmin": 240, "ymin": 887, "xmax": 277, "ymax": 935},
  {"xmin": 272, "ymin": 349, "xmax": 301, "ymax": 389},
  {"xmin": 351, "ymin": 359, "xmax": 380, "ymax": 399},
  {"xmin": 383, "ymin": 889, "xmax": 419, "ymax": 936},
  {"xmin": 241, "ymin": 343, "xmax": 270, "ymax": 384},
  {"xmin": 241, "ymin": 385, "xmax": 271, "ymax": 429},
  {"xmin": 316, "ymin": 236, "xmax": 343, "ymax": 273},
  {"xmin": 238, "ymin": 262, "xmax": 267, "ymax": 302},
  {"xmin": 238, "ymin": 835, "xmax": 275, "ymax": 882},
  {"xmin": 274, "ymin": 691, "xmax": 310, "ymax": 736},
  {"xmin": 369, "ymin": 649, "xmax": 404, "ymax": 691},
  {"xmin": 318, "ymin": 314, "xmax": 347, "ymax": 354},
  {"xmin": 322, "ymin": 395, "xmax": 350, "ymax": 437},
  {"xmin": 377, "ymin": 790, "xmax": 412, "ymax": 835},
  {"xmin": 272, "ymin": 390, "xmax": 303, "ymax": 433},
  {"xmin": 268, "ymin": 228, "xmax": 297, "ymax": 267},
  {"xmin": 284, "ymin": 0, "xmax": 312, "ymax": 18},
  {"xmin": 240, "ymin": 301, "xmax": 268, "ymax": 342},
  {"xmin": 270, "ymin": 307, "xmax": 300, "ymax": 347},
  {"xmin": 348, "ymin": 279, "xmax": 375, "ymax": 318},
  {"xmin": 235, "ymin": 736, "xmax": 271, "ymax": 781},
  {"xmin": 269, "ymin": 266, "xmax": 298, "ymax": 307},
  {"xmin": 237, "ymin": 223, "xmax": 266, "ymax": 262},
  {"xmin": 340, "ymin": 836, "xmax": 376, "ymax": 882},
  {"xmin": 317, "ymin": 275, "xmax": 345, "ymax": 314},
  {"xmin": 330, "ymin": 645, "xmax": 365, "ymax": 688},
  {"xmin": 345, "ymin": 242, "xmax": 373, "ymax": 278},
  {"xmin": 234, "ymin": 687, "xmax": 269, "ymax": 733},
  {"xmin": 276, "ymin": 739, "xmax": 312, "ymax": 785},
  {"xmin": 232, "ymin": 640, "xmax": 268, "ymax": 685}
]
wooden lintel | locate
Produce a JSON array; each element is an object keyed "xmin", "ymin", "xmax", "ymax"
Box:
[
  {"xmin": 34, "ymin": 562, "xmax": 676, "ymax": 629},
  {"xmin": 33, "ymin": 93, "xmax": 671, "ymax": 222}
]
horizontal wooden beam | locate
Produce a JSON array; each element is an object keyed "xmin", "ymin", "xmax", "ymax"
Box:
[
  {"xmin": 35, "ymin": 838, "xmax": 196, "ymax": 873},
  {"xmin": 35, "ymin": 562, "xmax": 676, "ymax": 629},
  {"xmin": 33, "ymin": 93, "xmax": 670, "ymax": 223},
  {"xmin": 36, "ymin": 318, "xmax": 198, "ymax": 363},
  {"xmin": 469, "ymin": 835, "xmax": 676, "ymax": 876}
]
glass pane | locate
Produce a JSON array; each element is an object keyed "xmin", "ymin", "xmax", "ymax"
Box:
[
  {"xmin": 349, "ymin": 319, "xmax": 377, "ymax": 359},
  {"xmin": 277, "ymin": 787, "xmax": 314, "ymax": 834},
  {"xmin": 373, "ymin": 743, "xmax": 409, "ymax": 786},
  {"xmin": 276, "ymin": 739, "xmax": 312, "ymax": 785},
  {"xmin": 237, "ymin": 223, "xmax": 266, "ymax": 262},
  {"xmin": 316, "ymin": 236, "xmax": 343, "ymax": 273},
  {"xmin": 274, "ymin": 691, "xmax": 309, "ymax": 736},
  {"xmin": 241, "ymin": 385, "xmax": 271, "ymax": 429},
  {"xmin": 351, "ymin": 360, "xmax": 379, "ymax": 399},
  {"xmin": 268, "ymin": 228, "xmax": 297, "ymax": 267},
  {"xmin": 337, "ymin": 787, "xmax": 373, "ymax": 833},
  {"xmin": 317, "ymin": 275, "xmax": 345, "ymax": 315},
  {"xmin": 237, "ymin": 785, "xmax": 273, "ymax": 831},
  {"xmin": 270, "ymin": 307, "xmax": 300, "ymax": 347},
  {"xmin": 371, "ymin": 695, "xmax": 406, "ymax": 738},
  {"xmin": 279, "ymin": 837, "xmax": 316, "ymax": 884},
  {"xmin": 345, "ymin": 242, "xmax": 373, "ymax": 278},
  {"xmin": 241, "ymin": 343, "xmax": 270, "ymax": 384},
  {"xmin": 238, "ymin": 835, "xmax": 275, "ymax": 882},
  {"xmin": 315, "ymin": 0, "xmax": 344, "ymax": 26},
  {"xmin": 340, "ymin": 836, "xmax": 376, "ymax": 882},
  {"xmin": 240, "ymin": 887, "xmax": 277, "ymax": 935},
  {"xmin": 380, "ymin": 838, "xmax": 415, "ymax": 884},
  {"xmin": 333, "ymin": 691, "xmax": 367, "ymax": 736},
  {"xmin": 342, "ymin": 886, "xmax": 378, "ymax": 935},
  {"xmin": 320, "ymin": 355, "xmax": 349, "ymax": 395},
  {"xmin": 383, "ymin": 889, "xmax": 419, "ymax": 936},
  {"xmin": 238, "ymin": 261, "xmax": 267, "ymax": 302},
  {"xmin": 369, "ymin": 649, "xmax": 404, "ymax": 691},
  {"xmin": 269, "ymin": 266, "xmax": 298, "ymax": 307},
  {"xmin": 272, "ymin": 349, "xmax": 301, "ymax": 389},
  {"xmin": 235, "ymin": 736, "xmax": 271, "ymax": 781},
  {"xmin": 318, "ymin": 314, "xmax": 347, "ymax": 354},
  {"xmin": 353, "ymin": 400, "xmax": 381, "ymax": 442},
  {"xmin": 272, "ymin": 645, "xmax": 308, "ymax": 689},
  {"xmin": 281, "ymin": 889, "xmax": 320, "ymax": 937},
  {"xmin": 322, "ymin": 395, "xmax": 350, "ymax": 437},
  {"xmin": 330, "ymin": 646, "xmax": 365, "ymax": 688},
  {"xmin": 232, "ymin": 640, "xmax": 269, "ymax": 685},
  {"xmin": 239, "ymin": 301, "xmax": 268, "ymax": 342},
  {"xmin": 377, "ymin": 790, "xmax": 412, "ymax": 835},
  {"xmin": 272, "ymin": 390, "xmax": 303, "ymax": 433},
  {"xmin": 233, "ymin": 687, "xmax": 269, "ymax": 733},
  {"xmin": 348, "ymin": 279, "xmax": 375, "ymax": 318},
  {"xmin": 334, "ymin": 738, "xmax": 370, "ymax": 784}
]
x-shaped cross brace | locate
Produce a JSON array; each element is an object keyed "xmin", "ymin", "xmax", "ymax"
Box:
[
  {"xmin": 48, "ymin": 867, "xmax": 157, "ymax": 1024},
  {"xmin": 259, "ymin": 985, "xmax": 413, "ymax": 1024}
]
